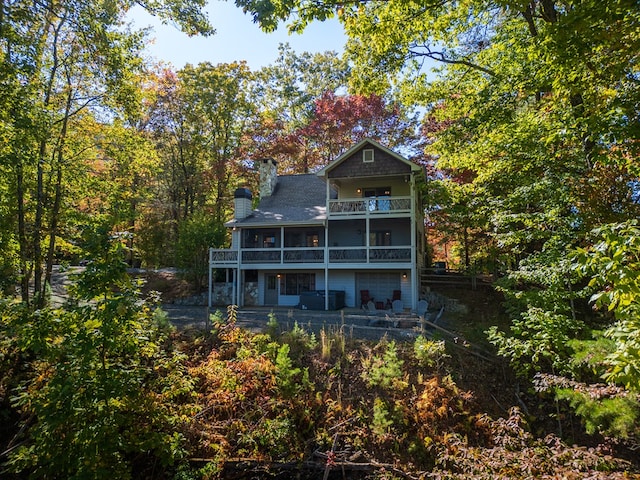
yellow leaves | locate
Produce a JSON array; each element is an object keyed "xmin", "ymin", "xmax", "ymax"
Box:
[{"xmin": 82, "ymin": 317, "xmax": 101, "ymax": 330}]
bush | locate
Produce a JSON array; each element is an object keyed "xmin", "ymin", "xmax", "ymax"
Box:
[
  {"xmin": 175, "ymin": 212, "xmax": 226, "ymax": 291},
  {"xmin": 414, "ymin": 336, "xmax": 449, "ymax": 369},
  {"xmin": 361, "ymin": 340, "xmax": 407, "ymax": 391},
  {"xmin": 5, "ymin": 239, "xmax": 195, "ymax": 478}
]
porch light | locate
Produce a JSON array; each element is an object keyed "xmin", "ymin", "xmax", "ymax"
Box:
[
  {"xmin": 356, "ymin": 188, "xmax": 362, "ymax": 194},
  {"xmin": 402, "ymin": 272, "xmax": 407, "ymax": 279}
]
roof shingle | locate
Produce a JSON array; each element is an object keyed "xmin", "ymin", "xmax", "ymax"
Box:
[{"xmin": 233, "ymin": 174, "xmax": 335, "ymax": 226}]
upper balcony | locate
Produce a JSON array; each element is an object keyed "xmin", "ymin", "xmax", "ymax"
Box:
[
  {"xmin": 209, "ymin": 245, "xmax": 412, "ymax": 268},
  {"xmin": 328, "ymin": 196, "xmax": 412, "ymax": 217}
]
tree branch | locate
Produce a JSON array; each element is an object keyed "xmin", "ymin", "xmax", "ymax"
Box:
[{"xmin": 409, "ymin": 44, "xmax": 496, "ymax": 77}]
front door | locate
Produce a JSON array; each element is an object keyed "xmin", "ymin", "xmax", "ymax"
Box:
[{"xmin": 264, "ymin": 274, "xmax": 278, "ymax": 305}]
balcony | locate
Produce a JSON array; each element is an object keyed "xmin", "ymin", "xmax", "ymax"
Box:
[
  {"xmin": 209, "ymin": 246, "xmax": 412, "ymax": 267},
  {"xmin": 209, "ymin": 249, "xmax": 238, "ymax": 266},
  {"xmin": 328, "ymin": 196, "xmax": 411, "ymax": 216}
]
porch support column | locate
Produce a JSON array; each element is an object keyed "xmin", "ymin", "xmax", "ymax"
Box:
[
  {"xmin": 231, "ymin": 269, "xmax": 237, "ymax": 308},
  {"xmin": 207, "ymin": 248, "xmax": 213, "ymax": 329},
  {"xmin": 410, "ymin": 174, "xmax": 418, "ymax": 310},
  {"xmin": 324, "ymin": 220, "xmax": 329, "ymax": 310},
  {"xmin": 366, "ymin": 217, "xmax": 370, "ymax": 264}
]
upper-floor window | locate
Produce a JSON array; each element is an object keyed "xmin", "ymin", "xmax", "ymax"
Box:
[
  {"xmin": 243, "ymin": 229, "xmax": 279, "ymax": 248},
  {"xmin": 370, "ymin": 230, "xmax": 392, "ymax": 246},
  {"xmin": 363, "ymin": 149, "xmax": 374, "ymax": 163},
  {"xmin": 284, "ymin": 231, "xmax": 320, "ymax": 247},
  {"xmin": 306, "ymin": 233, "xmax": 319, "ymax": 247},
  {"xmin": 363, "ymin": 187, "xmax": 391, "ymax": 197}
]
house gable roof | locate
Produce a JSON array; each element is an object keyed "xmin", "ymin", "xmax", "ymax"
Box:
[
  {"xmin": 229, "ymin": 174, "xmax": 335, "ymax": 227},
  {"xmin": 316, "ymin": 138, "xmax": 422, "ymax": 180}
]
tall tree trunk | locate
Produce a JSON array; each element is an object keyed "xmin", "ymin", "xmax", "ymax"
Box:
[
  {"xmin": 16, "ymin": 161, "xmax": 30, "ymax": 303},
  {"xmin": 45, "ymin": 84, "xmax": 72, "ymax": 289},
  {"xmin": 33, "ymin": 139, "xmax": 46, "ymax": 307},
  {"xmin": 463, "ymin": 225, "xmax": 470, "ymax": 268},
  {"xmin": 34, "ymin": 15, "xmax": 64, "ymax": 307}
]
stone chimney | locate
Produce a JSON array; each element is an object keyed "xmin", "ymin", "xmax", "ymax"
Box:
[
  {"xmin": 259, "ymin": 158, "xmax": 278, "ymax": 198},
  {"xmin": 233, "ymin": 187, "xmax": 252, "ymax": 220}
]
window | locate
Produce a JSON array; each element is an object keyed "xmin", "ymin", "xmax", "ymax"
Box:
[
  {"xmin": 243, "ymin": 229, "xmax": 279, "ymax": 248},
  {"xmin": 280, "ymin": 273, "xmax": 316, "ymax": 295},
  {"xmin": 364, "ymin": 187, "xmax": 391, "ymax": 197},
  {"xmin": 285, "ymin": 231, "xmax": 319, "ymax": 247},
  {"xmin": 363, "ymin": 149, "xmax": 374, "ymax": 163},
  {"xmin": 370, "ymin": 231, "xmax": 392, "ymax": 246},
  {"xmin": 306, "ymin": 232, "xmax": 319, "ymax": 247}
]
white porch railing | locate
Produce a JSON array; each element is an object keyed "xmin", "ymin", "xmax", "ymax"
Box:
[
  {"xmin": 328, "ymin": 196, "xmax": 411, "ymax": 216},
  {"xmin": 209, "ymin": 246, "xmax": 412, "ymax": 266}
]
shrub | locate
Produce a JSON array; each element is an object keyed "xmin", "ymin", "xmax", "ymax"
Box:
[
  {"xmin": 5, "ymin": 239, "xmax": 194, "ymax": 478},
  {"xmin": 361, "ymin": 340, "xmax": 407, "ymax": 391},
  {"xmin": 414, "ymin": 336, "xmax": 449, "ymax": 369}
]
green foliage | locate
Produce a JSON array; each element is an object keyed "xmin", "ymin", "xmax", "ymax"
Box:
[
  {"xmin": 575, "ymin": 221, "xmax": 640, "ymax": 392},
  {"xmin": 266, "ymin": 311, "xmax": 279, "ymax": 338},
  {"xmin": 361, "ymin": 340, "xmax": 407, "ymax": 391},
  {"xmin": 279, "ymin": 321, "xmax": 317, "ymax": 359},
  {"xmin": 4, "ymin": 236, "xmax": 194, "ymax": 478},
  {"xmin": 372, "ymin": 397, "xmax": 394, "ymax": 438},
  {"xmin": 555, "ymin": 389, "xmax": 640, "ymax": 440},
  {"xmin": 274, "ymin": 343, "xmax": 311, "ymax": 398},
  {"xmin": 487, "ymin": 307, "xmax": 584, "ymax": 377},
  {"xmin": 239, "ymin": 416, "xmax": 295, "ymax": 459},
  {"xmin": 487, "ymin": 246, "xmax": 588, "ymax": 377},
  {"xmin": 568, "ymin": 334, "xmax": 616, "ymax": 380},
  {"xmin": 175, "ymin": 211, "xmax": 227, "ymax": 290},
  {"xmin": 414, "ymin": 336, "xmax": 448, "ymax": 370}
]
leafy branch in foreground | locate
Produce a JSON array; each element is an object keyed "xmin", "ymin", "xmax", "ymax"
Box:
[
  {"xmin": 4, "ymin": 234, "xmax": 195, "ymax": 478},
  {"xmin": 575, "ymin": 220, "xmax": 640, "ymax": 392}
]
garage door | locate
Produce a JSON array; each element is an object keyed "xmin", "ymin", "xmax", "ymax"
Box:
[{"xmin": 356, "ymin": 272, "xmax": 400, "ymax": 307}]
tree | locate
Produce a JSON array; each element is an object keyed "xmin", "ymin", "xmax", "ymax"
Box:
[
  {"xmin": 247, "ymin": 44, "xmax": 351, "ymax": 173},
  {"xmin": 0, "ymin": 0, "xmax": 213, "ymax": 306},
  {"xmin": 144, "ymin": 62, "xmax": 256, "ymax": 248}
]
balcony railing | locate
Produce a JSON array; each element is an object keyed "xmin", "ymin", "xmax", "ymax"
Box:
[
  {"xmin": 210, "ymin": 246, "xmax": 412, "ymax": 266},
  {"xmin": 328, "ymin": 247, "xmax": 367, "ymax": 262},
  {"xmin": 209, "ymin": 249, "xmax": 238, "ymax": 266},
  {"xmin": 328, "ymin": 196, "xmax": 411, "ymax": 216},
  {"xmin": 368, "ymin": 247, "xmax": 412, "ymax": 262},
  {"xmin": 283, "ymin": 248, "xmax": 324, "ymax": 263},
  {"xmin": 242, "ymin": 249, "xmax": 281, "ymax": 264}
]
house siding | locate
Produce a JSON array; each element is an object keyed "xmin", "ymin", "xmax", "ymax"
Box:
[{"xmin": 328, "ymin": 146, "xmax": 412, "ymax": 178}]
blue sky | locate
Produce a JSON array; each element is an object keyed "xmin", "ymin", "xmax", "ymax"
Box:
[{"xmin": 128, "ymin": 1, "xmax": 347, "ymax": 70}]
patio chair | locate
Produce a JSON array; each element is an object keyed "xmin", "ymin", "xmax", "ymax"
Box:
[
  {"xmin": 360, "ymin": 290, "xmax": 372, "ymax": 308},
  {"xmin": 392, "ymin": 299, "xmax": 404, "ymax": 314},
  {"xmin": 416, "ymin": 299, "xmax": 429, "ymax": 318}
]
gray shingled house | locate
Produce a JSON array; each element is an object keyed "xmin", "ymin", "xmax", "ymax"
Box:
[{"xmin": 208, "ymin": 138, "xmax": 426, "ymax": 311}]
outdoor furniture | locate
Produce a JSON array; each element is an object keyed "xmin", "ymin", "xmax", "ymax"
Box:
[
  {"xmin": 392, "ymin": 299, "xmax": 404, "ymax": 314},
  {"xmin": 360, "ymin": 290, "xmax": 372, "ymax": 308},
  {"xmin": 416, "ymin": 299, "xmax": 429, "ymax": 318}
]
